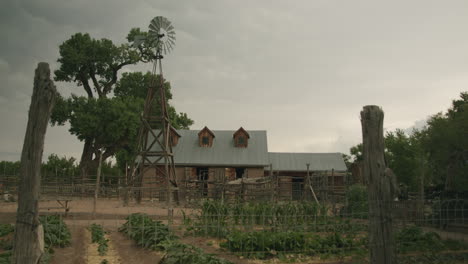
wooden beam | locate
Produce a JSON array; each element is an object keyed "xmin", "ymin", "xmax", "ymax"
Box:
[{"xmin": 12, "ymin": 63, "xmax": 56, "ymax": 263}]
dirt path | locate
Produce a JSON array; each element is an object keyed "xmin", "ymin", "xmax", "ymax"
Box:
[
  {"xmin": 50, "ymin": 226, "xmax": 86, "ymax": 264},
  {"xmin": 84, "ymin": 229, "xmax": 121, "ymax": 264},
  {"xmin": 109, "ymin": 230, "xmax": 163, "ymax": 264}
]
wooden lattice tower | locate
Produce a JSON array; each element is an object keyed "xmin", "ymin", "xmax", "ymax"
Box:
[{"xmin": 129, "ymin": 16, "xmax": 177, "ymax": 206}]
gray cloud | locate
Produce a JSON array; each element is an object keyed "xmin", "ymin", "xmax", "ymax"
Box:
[{"xmin": 1, "ymin": 0, "xmax": 467, "ymax": 161}]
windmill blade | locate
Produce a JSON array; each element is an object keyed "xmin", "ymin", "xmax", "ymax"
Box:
[
  {"xmin": 132, "ymin": 35, "xmax": 146, "ymax": 48},
  {"xmin": 147, "ymin": 16, "xmax": 176, "ymax": 56}
]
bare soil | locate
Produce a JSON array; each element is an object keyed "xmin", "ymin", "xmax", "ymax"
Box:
[{"xmin": 50, "ymin": 226, "xmax": 86, "ymax": 264}]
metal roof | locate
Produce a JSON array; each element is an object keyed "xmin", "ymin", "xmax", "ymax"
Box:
[
  {"xmin": 268, "ymin": 152, "xmax": 347, "ymax": 172},
  {"xmin": 150, "ymin": 130, "xmax": 269, "ymax": 167}
]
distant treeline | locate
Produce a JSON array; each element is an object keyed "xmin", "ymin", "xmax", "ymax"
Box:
[
  {"xmin": 0, "ymin": 154, "xmax": 121, "ymax": 182},
  {"xmin": 346, "ymin": 92, "xmax": 467, "ymax": 195}
]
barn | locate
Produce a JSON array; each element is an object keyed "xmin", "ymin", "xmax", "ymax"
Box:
[{"xmin": 142, "ymin": 127, "xmax": 348, "ymax": 201}]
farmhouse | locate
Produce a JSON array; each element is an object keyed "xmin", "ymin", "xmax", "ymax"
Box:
[{"xmin": 143, "ymin": 127, "xmax": 347, "ymax": 200}]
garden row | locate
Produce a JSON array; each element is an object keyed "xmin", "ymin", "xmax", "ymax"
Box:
[
  {"xmin": 182, "ymin": 200, "xmax": 367, "ymax": 237},
  {"xmin": 180, "ymin": 200, "xmax": 468, "ymax": 262},
  {"xmin": 119, "ymin": 213, "xmax": 232, "ymax": 263},
  {"xmin": 0, "ymin": 215, "xmax": 71, "ymax": 264}
]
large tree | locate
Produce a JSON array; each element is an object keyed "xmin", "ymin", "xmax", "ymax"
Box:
[
  {"xmin": 348, "ymin": 92, "xmax": 468, "ymax": 193},
  {"xmin": 423, "ymin": 92, "xmax": 468, "ymax": 191},
  {"xmin": 52, "ymin": 30, "xmax": 193, "ymax": 178}
]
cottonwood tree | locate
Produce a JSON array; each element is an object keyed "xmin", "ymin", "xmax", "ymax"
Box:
[
  {"xmin": 348, "ymin": 92, "xmax": 468, "ymax": 194},
  {"xmin": 52, "ymin": 30, "xmax": 193, "ymax": 178}
]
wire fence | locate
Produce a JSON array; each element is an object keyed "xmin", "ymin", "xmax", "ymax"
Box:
[{"xmin": 2, "ymin": 177, "xmax": 468, "ymax": 263}]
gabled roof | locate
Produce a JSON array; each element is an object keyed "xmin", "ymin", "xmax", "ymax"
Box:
[
  {"xmin": 198, "ymin": 126, "xmax": 215, "ymax": 138},
  {"xmin": 233, "ymin": 127, "xmax": 250, "ymax": 138},
  {"xmin": 268, "ymin": 152, "xmax": 347, "ymax": 172},
  {"xmin": 150, "ymin": 129, "xmax": 269, "ymax": 167},
  {"xmin": 170, "ymin": 126, "xmax": 181, "ymax": 137}
]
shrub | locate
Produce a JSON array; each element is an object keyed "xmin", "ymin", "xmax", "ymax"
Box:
[
  {"xmin": 344, "ymin": 184, "xmax": 368, "ymax": 219},
  {"xmin": 40, "ymin": 215, "xmax": 71, "ymax": 248},
  {"xmin": 119, "ymin": 213, "xmax": 176, "ymax": 250},
  {"xmin": 160, "ymin": 241, "xmax": 232, "ymax": 264}
]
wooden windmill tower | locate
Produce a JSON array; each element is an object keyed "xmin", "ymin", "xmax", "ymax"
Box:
[{"xmin": 129, "ymin": 16, "xmax": 177, "ymax": 206}]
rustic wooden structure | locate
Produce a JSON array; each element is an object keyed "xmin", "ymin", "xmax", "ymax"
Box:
[
  {"xmin": 12, "ymin": 62, "xmax": 56, "ymax": 263},
  {"xmin": 361, "ymin": 105, "xmax": 396, "ymax": 264},
  {"xmin": 92, "ymin": 151, "xmax": 103, "ymax": 219}
]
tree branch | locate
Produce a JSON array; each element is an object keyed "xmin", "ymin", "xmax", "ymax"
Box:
[
  {"xmin": 81, "ymin": 78, "xmax": 94, "ymax": 99},
  {"xmin": 102, "ymin": 61, "xmax": 133, "ymax": 95},
  {"xmin": 90, "ymin": 73, "xmax": 103, "ymax": 98}
]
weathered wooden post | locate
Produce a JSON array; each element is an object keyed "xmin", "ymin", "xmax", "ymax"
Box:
[
  {"xmin": 92, "ymin": 150, "xmax": 103, "ymax": 219},
  {"xmin": 12, "ymin": 62, "xmax": 56, "ymax": 264},
  {"xmin": 361, "ymin": 105, "xmax": 396, "ymax": 264}
]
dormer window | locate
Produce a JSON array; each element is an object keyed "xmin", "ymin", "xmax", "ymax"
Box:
[
  {"xmin": 169, "ymin": 126, "xmax": 181, "ymax": 147},
  {"xmin": 198, "ymin": 126, "xmax": 215, "ymax": 147},
  {"xmin": 233, "ymin": 127, "xmax": 250, "ymax": 148}
]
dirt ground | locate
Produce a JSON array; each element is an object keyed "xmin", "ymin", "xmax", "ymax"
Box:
[
  {"xmin": 49, "ymin": 224, "xmax": 163, "ymax": 264},
  {"xmin": 2, "ymin": 199, "xmax": 468, "ymax": 264},
  {"xmin": 0, "ymin": 198, "xmax": 193, "ymax": 221}
]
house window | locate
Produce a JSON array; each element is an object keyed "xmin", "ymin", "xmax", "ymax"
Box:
[
  {"xmin": 238, "ymin": 136, "xmax": 245, "ymax": 145},
  {"xmin": 202, "ymin": 136, "xmax": 209, "ymax": 145}
]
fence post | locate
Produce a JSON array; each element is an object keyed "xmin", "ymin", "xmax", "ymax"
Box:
[
  {"xmin": 92, "ymin": 150, "xmax": 103, "ymax": 219},
  {"xmin": 361, "ymin": 105, "xmax": 396, "ymax": 264},
  {"xmin": 12, "ymin": 63, "xmax": 56, "ymax": 263}
]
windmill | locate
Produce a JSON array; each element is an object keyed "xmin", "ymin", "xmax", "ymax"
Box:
[{"xmin": 128, "ymin": 16, "xmax": 177, "ymax": 206}]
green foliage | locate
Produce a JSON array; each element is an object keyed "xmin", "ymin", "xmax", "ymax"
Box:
[
  {"xmin": 40, "ymin": 215, "xmax": 71, "ymax": 248},
  {"xmin": 41, "ymin": 154, "xmax": 78, "ymax": 180},
  {"xmin": 52, "ymin": 30, "xmax": 194, "ymax": 176},
  {"xmin": 396, "ymin": 226, "xmax": 468, "ymax": 253},
  {"xmin": 0, "ymin": 251, "xmax": 12, "ymax": 264},
  {"xmin": 0, "ymin": 161, "xmax": 20, "ymax": 175},
  {"xmin": 221, "ymin": 230, "xmax": 361, "ymax": 259},
  {"xmin": 0, "ymin": 218, "xmax": 71, "ymax": 264},
  {"xmin": 348, "ymin": 91, "xmax": 468, "ymax": 193},
  {"xmin": 160, "ymin": 241, "xmax": 232, "ymax": 264},
  {"xmin": 113, "ymin": 72, "xmax": 193, "ymax": 169},
  {"xmin": 89, "ymin": 224, "xmax": 108, "ymax": 256},
  {"xmin": 184, "ymin": 201, "xmax": 364, "ymax": 238},
  {"xmin": 119, "ymin": 213, "xmax": 176, "ymax": 250},
  {"xmin": 344, "ymin": 184, "xmax": 368, "ymax": 219},
  {"xmin": 423, "ymin": 92, "xmax": 468, "ymax": 192},
  {"xmin": 54, "ymin": 32, "xmax": 139, "ymax": 98},
  {"xmin": 350, "ymin": 144, "xmax": 363, "ymax": 162},
  {"xmin": 0, "ymin": 224, "xmax": 14, "ymax": 237},
  {"xmin": 385, "ymin": 129, "xmax": 419, "ymax": 190},
  {"xmin": 0, "ymin": 224, "xmax": 13, "ymax": 252}
]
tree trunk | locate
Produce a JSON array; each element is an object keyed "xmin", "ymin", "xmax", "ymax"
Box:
[
  {"xmin": 12, "ymin": 62, "xmax": 56, "ymax": 264},
  {"xmin": 79, "ymin": 138, "xmax": 94, "ymax": 179},
  {"xmin": 361, "ymin": 105, "xmax": 396, "ymax": 264}
]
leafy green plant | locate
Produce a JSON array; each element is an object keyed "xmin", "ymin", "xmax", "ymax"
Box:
[
  {"xmin": 0, "ymin": 224, "xmax": 14, "ymax": 238},
  {"xmin": 188, "ymin": 200, "xmax": 344, "ymax": 237},
  {"xmin": 220, "ymin": 230, "xmax": 362, "ymax": 259},
  {"xmin": 0, "ymin": 251, "xmax": 12, "ymax": 264},
  {"xmin": 396, "ymin": 226, "xmax": 468, "ymax": 253},
  {"xmin": 343, "ymin": 184, "xmax": 368, "ymax": 219},
  {"xmin": 160, "ymin": 241, "xmax": 232, "ymax": 264},
  {"xmin": 119, "ymin": 213, "xmax": 176, "ymax": 250},
  {"xmin": 40, "ymin": 215, "xmax": 71, "ymax": 248},
  {"xmin": 38, "ymin": 215, "xmax": 71, "ymax": 264},
  {"xmin": 89, "ymin": 224, "xmax": 108, "ymax": 256}
]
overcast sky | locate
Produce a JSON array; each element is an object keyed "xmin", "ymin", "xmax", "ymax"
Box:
[{"xmin": 1, "ymin": 0, "xmax": 467, "ymax": 162}]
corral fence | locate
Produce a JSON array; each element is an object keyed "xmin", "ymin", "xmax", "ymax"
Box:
[{"xmin": 2, "ymin": 171, "xmax": 468, "ymax": 263}]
